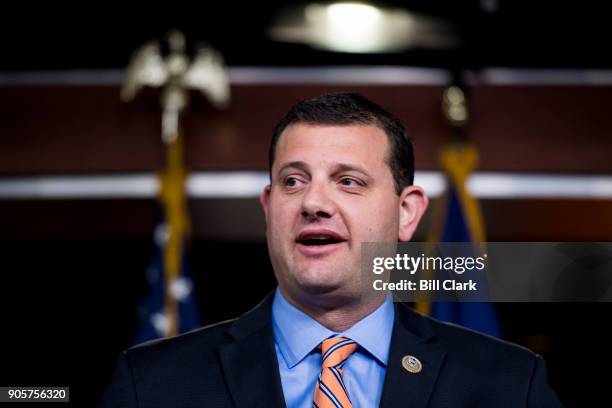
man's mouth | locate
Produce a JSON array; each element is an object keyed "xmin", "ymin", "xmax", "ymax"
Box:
[
  {"xmin": 298, "ymin": 235, "xmax": 344, "ymax": 246},
  {"xmin": 295, "ymin": 230, "xmax": 347, "ymax": 256}
]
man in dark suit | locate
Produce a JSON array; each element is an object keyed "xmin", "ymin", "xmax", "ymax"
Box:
[{"xmin": 99, "ymin": 92, "xmax": 562, "ymax": 407}]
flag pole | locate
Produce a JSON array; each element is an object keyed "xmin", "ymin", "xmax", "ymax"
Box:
[
  {"xmin": 159, "ymin": 131, "xmax": 189, "ymax": 337},
  {"xmin": 416, "ymin": 80, "xmax": 501, "ymax": 337},
  {"xmin": 416, "ymin": 82, "xmax": 486, "ymax": 315},
  {"xmin": 122, "ymin": 30, "xmax": 230, "ymax": 338}
]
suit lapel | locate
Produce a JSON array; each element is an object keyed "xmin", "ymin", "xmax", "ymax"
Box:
[
  {"xmin": 379, "ymin": 304, "xmax": 447, "ymax": 408},
  {"xmin": 218, "ymin": 294, "xmax": 287, "ymax": 408}
]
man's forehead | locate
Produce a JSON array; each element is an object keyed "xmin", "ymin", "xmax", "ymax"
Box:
[{"xmin": 276, "ymin": 123, "xmax": 389, "ymax": 159}]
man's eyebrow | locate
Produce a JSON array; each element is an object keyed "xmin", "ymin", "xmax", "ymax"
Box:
[
  {"xmin": 333, "ymin": 163, "xmax": 372, "ymax": 178},
  {"xmin": 276, "ymin": 161, "xmax": 372, "ymax": 178},
  {"xmin": 276, "ymin": 161, "xmax": 309, "ymax": 175}
]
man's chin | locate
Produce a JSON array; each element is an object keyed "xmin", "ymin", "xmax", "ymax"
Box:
[
  {"xmin": 297, "ymin": 281, "xmax": 341, "ymax": 296},
  {"xmin": 292, "ymin": 282, "xmax": 367, "ymax": 310},
  {"xmin": 293, "ymin": 271, "xmax": 360, "ymax": 297}
]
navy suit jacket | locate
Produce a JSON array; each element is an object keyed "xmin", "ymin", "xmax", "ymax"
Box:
[{"xmin": 98, "ymin": 295, "xmax": 563, "ymax": 407}]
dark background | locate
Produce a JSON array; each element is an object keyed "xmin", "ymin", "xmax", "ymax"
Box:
[
  {"xmin": 2, "ymin": 1, "xmax": 612, "ymax": 70},
  {"xmin": 1, "ymin": 1, "xmax": 612, "ymax": 407}
]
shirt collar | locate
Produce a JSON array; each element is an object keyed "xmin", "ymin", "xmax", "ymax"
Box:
[{"xmin": 271, "ymin": 288, "xmax": 394, "ymax": 369}]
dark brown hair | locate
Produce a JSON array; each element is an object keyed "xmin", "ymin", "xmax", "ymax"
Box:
[{"xmin": 269, "ymin": 92, "xmax": 414, "ymax": 194}]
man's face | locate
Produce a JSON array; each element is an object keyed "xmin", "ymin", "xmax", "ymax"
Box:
[{"xmin": 261, "ymin": 123, "xmax": 422, "ymax": 307}]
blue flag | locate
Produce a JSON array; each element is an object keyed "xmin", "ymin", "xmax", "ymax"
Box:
[
  {"xmin": 430, "ymin": 187, "xmax": 502, "ymax": 337},
  {"xmin": 423, "ymin": 144, "xmax": 502, "ymax": 338},
  {"xmin": 133, "ymin": 223, "xmax": 201, "ymax": 344}
]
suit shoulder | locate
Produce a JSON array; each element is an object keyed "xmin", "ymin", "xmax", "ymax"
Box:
[
  {"xmin": 419, "ymin": 312, "xmax": 538, "ymax": 364},
  {"xmin": 125, "ymin": 319, "xmax": 235, "ymax": 367},
  {"xmin": 101, "ymin": 319, "xmax": 241, "ymax": 406}
]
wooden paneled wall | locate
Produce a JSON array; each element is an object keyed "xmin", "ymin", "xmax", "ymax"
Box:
[{"xmin": 1, "ymin": 82, "xmax": 611, "ymax": 240}]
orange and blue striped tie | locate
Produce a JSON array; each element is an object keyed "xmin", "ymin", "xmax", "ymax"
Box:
[{"xmin": 313, "ymin": 337, "xmax": 358, "ymax": 408}]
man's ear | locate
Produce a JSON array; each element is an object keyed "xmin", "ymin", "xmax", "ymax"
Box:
[
  {"xmin": 260, "ymin": 184, "xmax": 272, "ymax": 221},
  {"xmin": 398, "ymin": 185, "xmax": 429, "ymax": 242}
]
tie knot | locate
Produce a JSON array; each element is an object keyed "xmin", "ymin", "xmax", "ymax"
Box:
[{"xmin": 320, "ymin": 337, "xmax": 357, "ymax": 368}]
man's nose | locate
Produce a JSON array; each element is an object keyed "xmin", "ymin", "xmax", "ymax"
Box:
[{"xmin": 301, "ymin": 182, "xmax": 336, "ymax": 220}]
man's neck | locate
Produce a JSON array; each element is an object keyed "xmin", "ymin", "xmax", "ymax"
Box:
[{"xmin": 279, "ymin": 289, "xmax": 387, "ymax": 332}]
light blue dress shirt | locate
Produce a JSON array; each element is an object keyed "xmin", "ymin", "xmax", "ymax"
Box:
[{"xmin": 271, "ymin": 288, "xmax": 395, "ymax": 408}]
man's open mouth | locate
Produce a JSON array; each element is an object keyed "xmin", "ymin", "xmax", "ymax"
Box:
[
  {"xmin": 298, "ymin": 235, "xmax": 343, "ymax": 246},
  {"xmin": 296, "ymin": 230, "xmax": 347, "ymax": 247}
]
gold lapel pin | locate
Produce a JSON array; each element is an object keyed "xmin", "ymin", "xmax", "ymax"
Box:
[{"xmin": 402, "ymin": 355, "xmax": 422, "ymax": 374}]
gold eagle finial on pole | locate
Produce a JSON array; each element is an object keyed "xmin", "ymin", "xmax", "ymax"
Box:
[{"xmin": 122, "ymin": 29, "xmax": 230, "ymax": 143}]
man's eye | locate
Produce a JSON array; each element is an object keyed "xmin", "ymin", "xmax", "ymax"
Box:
[
  {"xmin": 340, "ymin": 178, "xmax": 359, "ymax": 187},
  {"xmin": 285, "ymin": 177, "xmax": 300, "ymax": 187}
]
